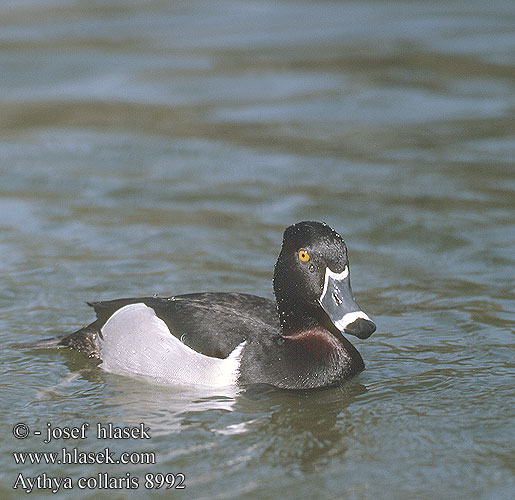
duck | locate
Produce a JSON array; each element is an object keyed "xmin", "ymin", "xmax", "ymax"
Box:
[{"xmin": 54, "ymin": 221, "xmax": 376, "ymax": 390}]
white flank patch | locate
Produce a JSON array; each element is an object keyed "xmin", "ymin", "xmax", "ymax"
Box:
[
  {"xmin": 334, "ymin": 310, "xmax": 372, "ymax": 331},
  {"xmin": 99, "ymin": 303, "xmax": 245, "ymax": 388},
  {"xmin": 320, "ymin": 266, "xmax": 349, "ymax": 301}
]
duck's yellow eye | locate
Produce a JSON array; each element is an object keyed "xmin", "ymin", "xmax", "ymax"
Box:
[{"xmin": 298, "ymin": 249, "xmax": 310, "ymax": 262}]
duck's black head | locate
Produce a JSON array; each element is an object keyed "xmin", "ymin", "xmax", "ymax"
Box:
[{"xmin": 273, "ymin": 221, "xmax": 376, "ymax": 340}]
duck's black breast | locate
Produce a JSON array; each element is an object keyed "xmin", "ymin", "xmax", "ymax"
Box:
[
  {"xmin": 238, "ymin": 328, "xmax": 364, "ymax": 390},
  {"xmin": 61, "ymin": 292, "xmax": 280, "ymax": 359}
]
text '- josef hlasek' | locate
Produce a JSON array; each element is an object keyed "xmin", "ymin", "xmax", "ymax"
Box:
[{"xmin": 11, "ymin": 422, "xmax": 186, "ymax": 493}]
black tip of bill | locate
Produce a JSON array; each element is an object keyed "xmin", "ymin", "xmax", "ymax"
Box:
[{"xmin": 344, "ymin": 317, "xmax": 376, "ymax": 339}]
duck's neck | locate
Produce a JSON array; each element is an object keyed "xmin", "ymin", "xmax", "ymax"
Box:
[
  {"xmin": 277, "ymin": 300, "xmax": 365, "ymax": 367},
  {"xmin": 277, "ymin": 299, "xmax": 323, "ymax": 337}
]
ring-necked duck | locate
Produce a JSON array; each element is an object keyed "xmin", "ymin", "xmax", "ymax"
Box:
[{"xmin": 55, "ymin": 221, "xmax": 376, "ymax": 389}]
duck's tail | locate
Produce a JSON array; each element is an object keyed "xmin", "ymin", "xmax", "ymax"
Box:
[
  {"xmin": 12, "ymin": 320, "xmax": 101, "ymax": 358},
  {"xmin": 12, "ymin": 336, "xmax": 65, "ymax": 351}
]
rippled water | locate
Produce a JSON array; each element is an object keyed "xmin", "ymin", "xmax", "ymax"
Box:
[{"xmin": 1, "ymin": 1, "xmax": 514, "ymax": 499}]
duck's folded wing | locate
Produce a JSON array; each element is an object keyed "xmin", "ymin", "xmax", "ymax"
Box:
[{"xmin": 58, "ymin": 292, "xmax": 279, "ymax": 359}]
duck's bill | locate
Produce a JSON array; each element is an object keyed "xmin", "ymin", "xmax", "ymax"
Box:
[{"xmin": 319, "ymin": 267, "xmax": 376, "ymax": 340}]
